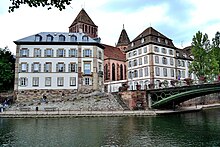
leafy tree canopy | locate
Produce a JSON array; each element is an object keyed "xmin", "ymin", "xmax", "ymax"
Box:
[
  {"xmin": 0, "ymin": 47, "xmax": 15, "ymax": 91},
  {"xmin": 189, "ymin": 31, "xmax": 219, "ymax": 82},
  {"xmin": 8, "ymin": 0, "xmax": 72, "ymax": 13}
]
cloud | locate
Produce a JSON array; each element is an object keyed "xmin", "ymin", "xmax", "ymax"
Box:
[{"xmin": 0, "ymin": 0, "xmax": 220, "ymax": 54}]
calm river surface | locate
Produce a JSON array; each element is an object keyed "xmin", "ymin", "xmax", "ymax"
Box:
[{"xmin": 0, "ymin": 108, "xmax": 220, "ymax": 147}]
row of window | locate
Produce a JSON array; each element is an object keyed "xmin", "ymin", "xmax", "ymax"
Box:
[
  {"xmin": 128, "ymin": 67, "xmax": 149, "ymax": 79},
  {"xmin": 20, "ymin": 62, "xmax": 78, "ymax": 73},
  {"xmin": 35, "ymin": 34, "xmax": 89, "ymax": 42},
  {"xmin": 154, "ymin": 46, "xmax": 173, "ymax": 55},
  {"xmin": 155, "ymin": 67, "xmax": 175, "ymax": 77},
  {"xmin": 178, "ymin": 60, "xmax": 190, "ymax": 67},
  {"xmin": 128, "ymin": 56, "xmax": 148, "ymax": 67},
  {"xmin": 155, "ymin": 56, "xmax": 174, "ymax": 65},
  {"xmin": 19, "ymin": 77, "xmax": 92, "ymax": 87},
  {"xmin": 128, "ymin": 46, "xmax": 174, "ymax": 58},
  {"xmin": 20, "ymin": 48, "xmax": 103, "ymax": 59},
  {"xmin": 20, "ymin": 62, "xmax": 103, "ymax": 74}
]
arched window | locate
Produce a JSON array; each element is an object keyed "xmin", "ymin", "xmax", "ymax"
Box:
[
  {"xmin": 124, "ymin": 65, "xmax": 126, "ymax": 79},
  {"xmin": 59, "ymin": 35, "xmax": 65, "ymax": 42},
  {"xmin": 120, "ymin": 64, "xmax": 123, "ymax": 80},
  {"xmin": 112, "ymin": 63, "xmax": 115, "ymax": 81},
  {"xmin": 104, "ymin": 64, "xmax": 108, "ymax": 80},
  {"xmin": 70, "ymin": 35, "xmax": 77, "ymax": 42}
]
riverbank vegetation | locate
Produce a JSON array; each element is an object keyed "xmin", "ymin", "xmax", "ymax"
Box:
[{"xmin": 190, "ymin": 31, "xmax": 220, "ymax": 82}]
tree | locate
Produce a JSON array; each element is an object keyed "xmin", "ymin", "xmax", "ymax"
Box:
[
  {"xmin": 212, "ymin": 31, "xmax": 220, "ymax": 72},
  {"xmin": 0, "ymin": 47, "xmax": 15, "ymax": 91},
  {"xmin": 8, "ymin": 0, "xmax": 72, "ymax": 13},
  {"xmin": 189, "ymin": 31, "xmax": 219, "ymax": 82}
]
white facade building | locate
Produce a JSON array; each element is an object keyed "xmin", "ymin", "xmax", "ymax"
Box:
[
  {"xmin": 14, "ymin": 32, "xmax": 104, "ymax": 101},
  {"xmin": 126, "ymin": 27, "xmax": 195, "ymax": 90}
]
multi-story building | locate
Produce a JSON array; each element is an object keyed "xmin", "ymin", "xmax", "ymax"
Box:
[
  {"xmin": 103, "ymin": 26, "xmax": 130, "ymax": 92},
  {"xmin": 126, "ymin": 27, "xmax": 193, "ymax": 90},
  {"xmin": 14, "ymin": 32, "xmax": 104, "ymax": 101}
]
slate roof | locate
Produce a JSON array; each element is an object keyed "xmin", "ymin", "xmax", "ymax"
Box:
[
  {"xmin": 69, "ymin": 8, "xmax": 97, "ymax": 27},
  {"xmin": 14, "ymin": 32, "xmax": 104, "ymax": 49},
  {"xmin": 116, "ymin": 28, "xmax": 130, "ymax": 46},
  {"xmin": 126, "ymin": 27, "xmax": 177, "ymax": 52},
  {"xmin": 176, "ymin": 46, "xmax": 193, "ymax": 61},
  {"xmin": 103, "ymin": 44, "xmax": 126, "ymax": 61}
]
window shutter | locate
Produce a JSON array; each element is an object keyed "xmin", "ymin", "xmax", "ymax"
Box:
[
  {"xmin": 31, "ymin": 64, "xmax": 34, "ymax": 72},
  {"xmin": 56, "ymin": 64, "xmax": 58, "ymax": 72},
  {"xmin": 76, "ymin": 64, "xmax": 78, "ymax": 72},
  {"xmin": 69, "ymin": 49, "xmax": 71, "ymax": 57},
  {"xmin": 64, "ymin": 50, "xmax": 66, "ymax": 57},
  {"xmin": 39, "ymin": 64, "xmax": 41, "ymax": 72},
  {"xmin": 18, "ymin": 64, "xmax": 21, "ymax": 72},
  {"xmin": 27, "ymin": 49, "xmax": 29, "ymax": 57},
  {"xmin": 39, "ymin": 49, "xmax": 41, "ymax": 57},
  {"xmin": 68, "ymin": 64, "xmax": 70, "ymax": 72},
  {"xmin": 76, "ymin": 50, "xmax": 78, "ymax": 57},
  {"xmin": 44, "ymin": 49, "xmax": 46, "ymax": 57},
  {"xmin": 89, "ymin": 78, "xmax": 92, "ymax": 86},
  {"xmin": 52, "ymin": 49, "xmax": 54, "ymax": 57},
  {"xmin": 19, "ymin": 50, "xmax": 22, "ymax": 57},
  {"xmin": 26, "ymin": 64, "xmax": 29, "ymax": 72},
  {"xmin": 83, "ymin": 50, "xmax": 85, "ymax": 57},
  {"xmin": 63, "ymin": 64, "xmax": 65, "ymax": 72},
  {"xmin": 44, "ymin": 63, "xmax": 46, "ymax": 72},
  {"xmin": 26, "ymin": 78, "xmax": 28, "ymax": 86},
  {"xmin": 90, "ymin": 50, "xmax": 92, "ymax": 57},
  {"xmin": 56, "ymin": 50, "xmax": 58, "ymax": 57}
]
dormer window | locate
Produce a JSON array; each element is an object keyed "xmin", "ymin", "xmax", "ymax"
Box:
[
  {"xmin": 46, "ymin": 35, "xmax": 53, "ymax": 42},
  {"xmin": 165, "ymin": 39, "xmax": 168, "ymax": 45},
  {"xmin": 141, "ymin": 38, "xmax": 145, "ymax": 43},
  {"xmin": 82, "ymin": 35, "xmax": 89, "ymax": 41},
  {"xmin": 70, "ymin": 35, "xmax": 77, "ymax": 42},
  {"xmin": 157, "ymin": 38, "xmax": 160, "ymax": 42},
  {"xmin": 176, "ymin": 51, "xmax": 179, "ymax": 57},
  {"xmin": 131, "ymin": 42, "xmax": 134, "ymax": 47},
  {"xmin": 35, "ymin": 35, "xmax": 42, "ymax": 42},
  {"xmin": 183, "ymin": 53, "xmax": 186, "ymax": 57},
  {"xmin": 59, "ymin": 35, "xmax": 65, "ymax": 42}
]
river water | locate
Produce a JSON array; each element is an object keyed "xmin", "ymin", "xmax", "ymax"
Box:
[{"xmin": 0, "ymin": 108, "xmax": 220, "ymax": 147}]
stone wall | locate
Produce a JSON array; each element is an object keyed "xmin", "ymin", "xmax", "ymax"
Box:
[
  {"xmin": 119, "ymin": 90, "xmax": 147, "ymax": 110},
  {"xmin": 15, "ymin": 89, "xmax": 78, "ymax": 102},
  {"xmin": 181, "ymin": 93, "xmax": 220, "ymax": 106}
]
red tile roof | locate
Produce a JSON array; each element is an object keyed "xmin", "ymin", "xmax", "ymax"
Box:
[{"xmin": 103, "ymin": 44, "xmax": 126, "ymax": 61}]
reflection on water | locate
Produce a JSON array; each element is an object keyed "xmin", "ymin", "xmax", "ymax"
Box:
[{"xmin": 0, "ymin": 108, "xmax": 220, "ymax": 147}]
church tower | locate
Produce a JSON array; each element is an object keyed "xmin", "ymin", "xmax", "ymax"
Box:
[
  {"xmin": 69, "ymin": 8, "xmax": 98, "ymax": 38},
  {"xmin": 116, "ymin": 25, "xmax": 130, "ymax": 53}
]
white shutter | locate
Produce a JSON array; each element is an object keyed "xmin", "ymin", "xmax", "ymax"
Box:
[{"xmin": 89, "ymin": 78, "xmax": 92, "ymax": 86}]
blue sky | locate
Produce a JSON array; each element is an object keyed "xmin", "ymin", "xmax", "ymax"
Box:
[{"xmin": 0, "ymin": 0, "xmax": 220, "ymax": 54}]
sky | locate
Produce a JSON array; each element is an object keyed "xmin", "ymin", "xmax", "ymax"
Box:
[{"xmin": 0, "ymin": 0, "xmax": 220, "ymax": 54}]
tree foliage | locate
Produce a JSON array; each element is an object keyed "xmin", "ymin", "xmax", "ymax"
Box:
[
  {"xmin": 0, "ymin": 47, "xmax": 15, "ymax": 91},
  {"xmin": 189, "ymin": 31, "xmax": 219, "ymax": 82},
  {"xmin": 8, "ymin": 0, "xmax": 72, "ymax": 13}
]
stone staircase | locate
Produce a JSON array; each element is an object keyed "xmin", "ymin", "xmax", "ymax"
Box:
[{"xmin": 112, "ymin": 93, "xmax": 130, "ymax": 110}]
